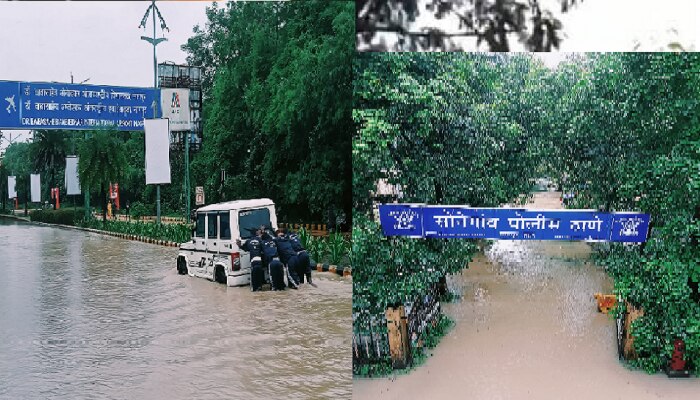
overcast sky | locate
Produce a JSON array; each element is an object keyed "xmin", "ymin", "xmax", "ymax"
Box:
[{"xmin": 0, "ymin": 0, "xmax": 215, "ymax": 150}]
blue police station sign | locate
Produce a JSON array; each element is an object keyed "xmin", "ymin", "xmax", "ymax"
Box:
[
  {"xmin": 0, "ymin": 80, "xmax": 160, "ymax": 131},
  {"xmin": 379, "ymin": 205, "xmax": 651, "ymax": 243}
]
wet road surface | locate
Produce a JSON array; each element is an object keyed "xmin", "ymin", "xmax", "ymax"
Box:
[
  {"xmin": 353, "ymin": 192, "xmax": 698, "ymax": 399},
  {"xmin": 0, "ymin": 219, "xmax": 351, "ymax": 400}
]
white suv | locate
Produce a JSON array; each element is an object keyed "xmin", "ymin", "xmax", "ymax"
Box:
[{"xmin": 176, "ymin": 198, "xmax": 278, "ymax": 286}]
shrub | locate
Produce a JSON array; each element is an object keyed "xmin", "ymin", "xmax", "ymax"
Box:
[
  {"xmin": 326, "ymin": 232, "xmax": 349, "ymax": 266},
  {"xmin": 129, "ymin": 201, "xmax": 150, "ymax": 220},
  {"xmin": 30, "ymin": 208, "xmax": 85, "ymax": 226}
]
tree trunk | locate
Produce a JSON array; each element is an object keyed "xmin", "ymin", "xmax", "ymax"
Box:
[
  {"xmin": 51, "ymin": 167, "xmax": 56, "ymax": 210},
  {"xmin": 101, "ymin": 183, "xmax": 107, "ymax": 226}
]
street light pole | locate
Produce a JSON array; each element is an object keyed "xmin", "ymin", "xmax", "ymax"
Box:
[
  {"xmin": 139, "ymin": 0, "xmax": 168, "ymax": 224},
  {"xmin": 71, "ymin": 73, "xmax": 93, "ymax": 220},
  {"xmin": 185, "ymin": 123, "xmax": 191, "ymax": 221}
]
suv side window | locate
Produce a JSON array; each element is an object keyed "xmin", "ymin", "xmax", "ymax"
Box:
[
  {"xmin": 195, "ymin": 213, "xmax": 205, "ymax": 238},
  {"xmin": 207, "ymin": 213, "xmax": 218, "ymax": 239},
  {"xmin": 219, "ymin": 212, "xmax": 231, "ymax": 240}
]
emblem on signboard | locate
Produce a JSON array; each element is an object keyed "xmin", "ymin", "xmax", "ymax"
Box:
[
  {"xmin": 619, "ymin": 218, "xmax": 642, "ymax": 237},
  {"xmin": 170, "ymin": 92, "xmax": 180, "ymax": 115},
  {"xmin": 389, "ymin": 209, "xmax": 419, "ymax": 230},
  {"xmin": 5, "ymin": 95, "xmax": 16, "ymax": 114}
]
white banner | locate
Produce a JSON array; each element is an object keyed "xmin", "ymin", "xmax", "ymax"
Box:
[
  {"xmin": 30, "ymin": 174, "xmax": 41, "ymax": 202},
  {"xmin": 8, "ymin": 176, "xmax": 16, "ymax": 199},
  {"xmin": 144, "ymin": 118, "xmax": 171, "ymax": 185},
  {"xmin": 160, "ymin": 88, "xmax": 191, "ymax": 131},
  {"xmin": 65, "ymin": 156, "xmax": 81, "ymax": 195}
]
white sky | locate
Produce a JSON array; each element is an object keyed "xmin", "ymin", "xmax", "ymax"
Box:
[{"xmin": 0, "ymin": 0, "xmax": 215, "ymax": 151}]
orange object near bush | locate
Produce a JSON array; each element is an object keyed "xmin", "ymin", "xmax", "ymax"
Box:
[{"xmin": 593, "ymin": 293, "xmax": 616, "ymax": 314}]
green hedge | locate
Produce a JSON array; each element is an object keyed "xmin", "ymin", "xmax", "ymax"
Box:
[
  {"xmin": 30, "ymin": 208, "xmax": 86, "ymax": 226},
  {"xmin": 77, "ymin": 218, "xmax": 191, "ymax": 244}
]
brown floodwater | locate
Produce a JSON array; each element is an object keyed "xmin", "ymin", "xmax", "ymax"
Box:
[
  {"xmin": 0, "ymin": 218, "xmax": 351, "ymax": 400},
  {"xmin": 353, "ymin": 191, "xmax": 699, "ymax": 399}
]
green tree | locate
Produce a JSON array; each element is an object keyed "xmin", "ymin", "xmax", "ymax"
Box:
[
  {"xmin": 547, "ymin": 53, "xmax": 700, "ymax": 372},
  {"xmin": 2, "ymin": 142, "xmax": 33, "ymax": 214},
  {"xmin": 31, "ymin": 130, "xmax": 67, "ymax": 208},
  {"xmin": 181, "ymin": 0, "xmax": 353, "ymax": 225},
  {"xmin": 353, "ymin": 53, "xmax": 545, "ymax": 373},
  {"xmin": 77, "ymin": 130, "xmax": 128, "ymax": 223}
]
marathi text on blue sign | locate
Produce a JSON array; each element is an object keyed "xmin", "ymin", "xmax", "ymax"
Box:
[
  {"xmin": 0, "ymin": 80, "xmax": 160, "ymax": 131},
  {"xmin": 379, "ymin": 204, "xmax": 650, "ymax": 243}
]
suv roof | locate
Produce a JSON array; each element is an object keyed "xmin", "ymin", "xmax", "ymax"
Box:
[{"xmin": 196, "ymin": 198, "xmax": 274, "ymax": 212}]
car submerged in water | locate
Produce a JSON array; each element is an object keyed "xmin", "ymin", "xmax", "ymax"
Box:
[{"xmin": 176, "ymin": 198, "xmax": 278, "ymax": 287}]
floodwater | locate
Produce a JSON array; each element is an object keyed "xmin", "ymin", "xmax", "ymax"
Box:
[
  {"xmin": 0, "ymin": 219, "xmax": 351, "ymax": 400},
  {"xmin": 354, "ymin": 192, "xmax": 699, "ymax": 400}
]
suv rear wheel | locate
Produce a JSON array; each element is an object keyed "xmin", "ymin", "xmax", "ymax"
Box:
[{"xmin": 214, "ymin": 265, "xmax": 227, "ymax": 284}]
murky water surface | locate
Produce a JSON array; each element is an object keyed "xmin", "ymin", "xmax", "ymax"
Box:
[
  {"xmin": 0, "ymin": 219, "xmax": 351, "ymax": 400},
  {"xmin": 354, "ymin": 192, "xmax": 699, "ymax": 400}
]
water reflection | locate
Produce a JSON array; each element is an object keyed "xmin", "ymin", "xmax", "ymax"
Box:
[{"xmin": 0, "ymin": 219, "xmax": 351, "ymax": 399}]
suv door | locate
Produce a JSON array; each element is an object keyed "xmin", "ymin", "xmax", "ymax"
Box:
[
  {"xmin": 205, "ymin": 212, "xmax": 218, "ymax": 277},
  {"xmin": 192, "ymin": 212, "xmax": 207, "ymax": 276}
]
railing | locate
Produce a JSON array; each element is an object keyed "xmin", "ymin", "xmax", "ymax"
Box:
[
  {"xmin": 278, "ymin": 222, "xmax": 330, "ymax": 237},
  {"xmin": 353, "ymin": 283, "xmax": 443, "ymax": 374}
]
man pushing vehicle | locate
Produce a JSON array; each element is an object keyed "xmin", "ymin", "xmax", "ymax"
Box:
[{"xmin": 288, "ymin": 230, "xmax": 315, "ymax": 287}]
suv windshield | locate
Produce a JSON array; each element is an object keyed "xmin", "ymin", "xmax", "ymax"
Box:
[{"xmin": 239, "ymin": 208, "xmax": 271, "ymax": 239}]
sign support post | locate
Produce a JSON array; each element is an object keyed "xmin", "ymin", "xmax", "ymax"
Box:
[
  {"xmin": 140, "ymin": 0, "xmax": 168, "ymax": 225},
  {"xmin": 84, "ymin": 131, "xmax": 90, "ymax": 220},
  {"xmin": 185, "ymin": 125, "xmax": 190, "ymax": 220}
]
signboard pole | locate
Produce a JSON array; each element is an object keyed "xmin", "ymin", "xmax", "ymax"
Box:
[
  {"xmin": 185, "ymin": 126, "xmax": 190, "ymax": 221},
  {"xmin": 152, "ymin": 1, "xmax": 161, "ymax": 225},
  {"xmin": 84, "ymin": 133, "xmax": 90, "ymax": 220}
]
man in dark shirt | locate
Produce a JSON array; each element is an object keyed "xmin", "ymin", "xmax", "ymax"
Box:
[
  {"xmin": 261, "ymin": 235, "xmax": 288, "ymax": 291},
  {"xmin": 236, "ymin": 229, "xmax": 266, "ymax": 291},
  {"xmin": 263, "ymin": 228, "xmax": 301, "ymax": 289},
  {"xmin": 288, "ymin": 231, "xmax": 314, "ymax": 286}
]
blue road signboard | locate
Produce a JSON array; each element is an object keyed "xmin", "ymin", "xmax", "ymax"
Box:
[
  {"xmin": 379, "ymin": 205, "xmax": 651, "ymax": 243},
  {"xmin": 0, "ymin": 80, "xmax": 160, "ymax": 131}
]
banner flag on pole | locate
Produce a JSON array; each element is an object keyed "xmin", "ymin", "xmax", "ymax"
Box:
[
  {"xmin": 144, "ymin": 118, "xmax": 171, "ymax": 185},
  {"xmin": 65, "ymin": 156, "xmax": 81, "ymax": 195},
  {"xmin": 30, "ymin": 174, "xmax": 41, "ymax": 203},
  {"xmin": 8, "ymin": 176, "xmax": 16, "ymax": 199}
]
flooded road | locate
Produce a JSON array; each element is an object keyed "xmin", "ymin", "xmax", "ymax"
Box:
[
  {"xmin": 0, "ymin": 219, "xmax": 351, "ymax": 400},
  {"xmin": 354, "ymin": 192, "xmax": 698, "ymax": 400}
]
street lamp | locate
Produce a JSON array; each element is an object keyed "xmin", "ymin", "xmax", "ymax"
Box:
[{"xmin": 139, "ymin": 0, "xmax": 168, "ymax": 224}]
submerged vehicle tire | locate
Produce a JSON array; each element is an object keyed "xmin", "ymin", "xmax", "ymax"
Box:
[
  {"xmin": 214, "ymin": 265, "xmax": 227, "ymax": 284},
  {"xmin": 177, "ymin": 256, "xmax": 188, "ymax": 275}
]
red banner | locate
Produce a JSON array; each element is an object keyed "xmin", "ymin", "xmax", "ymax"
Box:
[{"xmin": 109, "ymin": 183, "xmax": 120, "ymax": 210}]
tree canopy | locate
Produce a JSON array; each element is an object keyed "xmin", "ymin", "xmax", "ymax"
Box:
[
  {"xmin": 182, "ymin": 0, "xmax": 353, "ymax": 225},
  {"xmin": 78, "ymin": 129, "xmax": 128, "ymax": 222}
]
